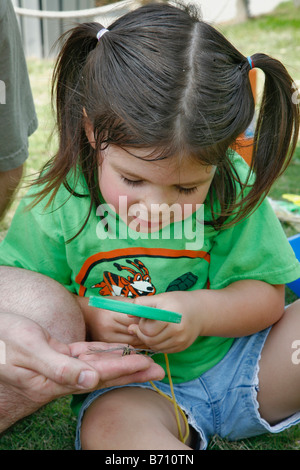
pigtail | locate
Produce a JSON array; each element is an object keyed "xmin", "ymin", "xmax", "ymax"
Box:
[
  {"xmin": 52, "ymin": 23, "xmax": 99, "ymax": 162},
  {"xmin": 241, "ymin": 53, "xmax": 299, "ymax": 213},
  {"xmin": 33, "ymin": 22, "xmax": 104, "ymax": 206}
]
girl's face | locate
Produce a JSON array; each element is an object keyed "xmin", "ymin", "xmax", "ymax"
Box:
[{"xmin": 98, "ymin": 145, "xmax": 215, "ymax": 233}]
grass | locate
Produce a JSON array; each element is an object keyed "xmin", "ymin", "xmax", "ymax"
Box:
[
  {"xmin": 0, "ymin": 1, "xmax": 300, "ymax": 451},
  {"xmin": 0, "ymin": 397, "xmax": 77, "ymax": 451}
]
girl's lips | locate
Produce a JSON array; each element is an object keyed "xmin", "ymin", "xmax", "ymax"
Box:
[
  {"xmin": 125, "ymin": 204, "xmax": 180, "ymax": 232},
  {"xmin": 132, "ymin": 216, "xmax": 162, "ymax": 231}
]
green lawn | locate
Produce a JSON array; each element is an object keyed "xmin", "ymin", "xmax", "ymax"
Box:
[{"xmin": 0, "ymin": 0, "xmax": 300, "ymax": 451}]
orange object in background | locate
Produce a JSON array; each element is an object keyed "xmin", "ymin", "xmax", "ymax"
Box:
[
  {"xmin": 232, "ymin": 69, "xmax": 257, "ymax": 166},
  {"xmin": 233, "ymin": 135, "xmax": 254, "ymax": 166}
]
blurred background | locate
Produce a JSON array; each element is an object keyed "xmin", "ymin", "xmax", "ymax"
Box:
[{"xmin": 11, "ymin": 0, "xmax": 299, "ymax": 58}]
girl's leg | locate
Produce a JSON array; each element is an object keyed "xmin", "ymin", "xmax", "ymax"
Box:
[
  {"xmin": 80, "ymin": 387, "xmax": 193, "ymax": 450},
  {"xmin": 257, "ymin": 299, "xmax": 300, "ymax": 424}
]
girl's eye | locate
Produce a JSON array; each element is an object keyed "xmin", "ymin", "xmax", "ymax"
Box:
[
  {"xmin": 121, "ymin": 176, "xmax": 143, "ymax": 187},
  {"xmin": 177, "ymin": 186, "xmax": 198, "ymax": 195},
  {"xmin": 121, "ymin": 176, "xmax": 198, "ymax": 195}
]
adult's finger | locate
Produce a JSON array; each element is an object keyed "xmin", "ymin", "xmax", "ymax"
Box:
[
  {"xmin": 8, "ymin": 336, "xmax": 101, "ymax": 391},
  {"xmin": 74, "ymin": 352, "xmax": 165, "ymax": 389}
]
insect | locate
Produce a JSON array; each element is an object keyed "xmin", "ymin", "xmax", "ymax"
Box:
[{"xmin": 86, "ymin": 345, "xmax": 159, "ymax": 357}]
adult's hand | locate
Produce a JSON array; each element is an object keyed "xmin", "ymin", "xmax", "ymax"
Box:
[{"xmin": 0, "ymin": 313, "xmax": 165, "ymax": 405}]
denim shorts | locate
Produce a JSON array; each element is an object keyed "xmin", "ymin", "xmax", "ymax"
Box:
[{"xmin": 75, "ymin": 327, "xmax": 300, "ymax": 450}]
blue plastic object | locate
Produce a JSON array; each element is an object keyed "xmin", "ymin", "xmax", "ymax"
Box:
[{"xmin": 287, "ymin": 234, "xmax": 300, "ymax": 297}]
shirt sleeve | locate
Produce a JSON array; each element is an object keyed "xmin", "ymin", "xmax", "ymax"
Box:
[
  {"xmin": 0, "ymin": 191, "xmax": 73, "ymax": 291},
  {"xmin": 208, "ymin": 197, "xmax": 300, "ymax": 289},
  {"xmin": 0, "ymin": 0, "xmax": 38, "ymax": 171}
]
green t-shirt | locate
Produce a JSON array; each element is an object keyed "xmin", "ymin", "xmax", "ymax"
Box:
[{"xmin": 0, "ymin": 154, "xmax": 299, "ymax": 389}]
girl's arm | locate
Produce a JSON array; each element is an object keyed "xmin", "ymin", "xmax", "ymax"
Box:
[
  {"xmin": 190, "ymin": 280, "xmax": 284, "ymax": 337},
  {"xmin": 127, "ymin": 280, "xmax": 285, "ymax": 353}
]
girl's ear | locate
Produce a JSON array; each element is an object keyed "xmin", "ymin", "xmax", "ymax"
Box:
[{"xmin": 83, "ymin": 108, "xmax": 96, "ymax": 149}]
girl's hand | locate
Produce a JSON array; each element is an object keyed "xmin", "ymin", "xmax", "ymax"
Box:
[
  {"xmin": 76, "ymin": 296, "xmax": 148, "ymax": 348},
  {"xmin": 116, "ymin": 281, "xmax": 286, "ymax": 351},
  {"xmin": 127, "ymin": 292, "xmax": 201, "ymax": 353}
]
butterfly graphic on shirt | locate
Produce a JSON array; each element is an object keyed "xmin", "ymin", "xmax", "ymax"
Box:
[{"xmin": 91, "ymin": 258, "xmax": 198, "ymax": 298}]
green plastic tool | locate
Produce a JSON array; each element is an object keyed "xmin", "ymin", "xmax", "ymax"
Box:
[{"xmin": 88, "ymin": 296, "xmax": 182, "ymax": 323}]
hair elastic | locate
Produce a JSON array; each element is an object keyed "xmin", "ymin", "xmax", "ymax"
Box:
[
  {"xmin": 97, "ymin": 28, "xmax": 109, "ymax": 40},
  {"xmin": 247, "ymin": 56, "xmax": 254, "ymax": 70}
]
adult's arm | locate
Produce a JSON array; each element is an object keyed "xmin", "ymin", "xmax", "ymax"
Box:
[{"xmin": 0, "ymin": 267, "xmax": 164, "ymax": 432}]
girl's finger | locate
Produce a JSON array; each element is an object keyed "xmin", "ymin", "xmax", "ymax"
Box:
[
  {"xmin": 138, "ymin": 318, "xmax": 168, "ymax": 337},
  {"xmin": 128, "ymin": 323, "xmax": 171, "ymax": 350}
]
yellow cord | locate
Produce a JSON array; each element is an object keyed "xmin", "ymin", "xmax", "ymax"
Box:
[{"xmin": 149, "ymin": 353, "xmax": 189, "ymax": 444}]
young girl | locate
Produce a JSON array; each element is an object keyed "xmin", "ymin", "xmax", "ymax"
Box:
[{"xmin": 0, "ymin": 2, "xmax": 300, "ymax": 450}]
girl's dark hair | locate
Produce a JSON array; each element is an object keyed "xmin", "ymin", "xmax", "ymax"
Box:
[{"xmin": 33, "ymin": 1, "xmax": 299, "ymax": 235}]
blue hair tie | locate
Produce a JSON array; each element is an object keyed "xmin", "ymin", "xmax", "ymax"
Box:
[{"xmin": 247, "ymin": 56, "xmax": 254, "ymax": 69}]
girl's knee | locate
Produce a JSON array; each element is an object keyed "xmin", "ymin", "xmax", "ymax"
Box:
[
  {"xmin": 80, "ymin": 389, "xmax": 143, "ymax": 449},
  {"xmin": 80, "ymin": 387, "xmax": 185, "ymax": 450},
  {"xmin": 82, "ymin": 388, "xmax": 150, "ymax": 432}
]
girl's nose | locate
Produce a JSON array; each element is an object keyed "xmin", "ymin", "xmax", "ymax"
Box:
[{"xmin": 142, "ymin": 187, "xmax": 175, "ymax": 208}]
